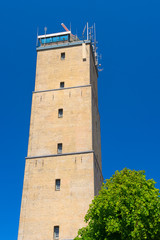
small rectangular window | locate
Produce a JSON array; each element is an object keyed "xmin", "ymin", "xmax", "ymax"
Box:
[
  {"xmin": 61, "ymin": 52, "xmax": 65, "ymax": 60},
  {"xmin": 55, "ymin": 179, "xmax": 61, "ymax": 191},
  {"xmin": 54, "ymin": 226, "xmax": 59, "ymax": 239},
  {"xmin": 58, "ymin": 109, "xmax": 63, "ymax": 118},
  {"xmin": 60, "ymin": 82, "xmax": 64, "ymax": 88},
  {"xmin": 57, "ymin": 143, "xmax": 62, "ymax": 154}
]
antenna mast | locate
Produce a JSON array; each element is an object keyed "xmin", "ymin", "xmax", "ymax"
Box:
[
  {"xmin": 44, "ymin": 26, "xmax": 47, "ymax": 35},
  {"xmin": 94, "ymin": 23, "xmax": 98, "ymax": 66},
  {"xmin": 36, "ymin": 27, "xmax": 39, "ymax": 47},
  {"xmin": 87, "ymin": 22, "xmax": 89, "ymax": 41}
]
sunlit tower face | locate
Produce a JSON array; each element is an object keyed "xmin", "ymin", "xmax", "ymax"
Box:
[{"xmin": 18, "ymin": 26, "xmax": 102, "ymax": 240}]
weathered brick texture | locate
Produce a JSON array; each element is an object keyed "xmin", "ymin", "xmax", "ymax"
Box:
[{"xmin": 18, "ymin": 40, "xmax": 102, "ymax": 240}]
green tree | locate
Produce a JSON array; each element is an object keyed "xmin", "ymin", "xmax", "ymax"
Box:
[{"xmin": 74, "ymin": 168, "xmax": 160, "ymax": 240}]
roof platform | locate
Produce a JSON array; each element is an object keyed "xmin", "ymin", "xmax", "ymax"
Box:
[
  {"xmin": 36, "ymin": 23, "xmax": 101, "ymax": 70},
  {"xmin": 37, "ymin": 30, "xmax": 91, "ymax": 50}
]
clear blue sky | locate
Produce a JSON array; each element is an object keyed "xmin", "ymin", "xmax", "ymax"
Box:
[{"xmin": 0, "ymin": 0, "xmax": 160, "ymax": 239}]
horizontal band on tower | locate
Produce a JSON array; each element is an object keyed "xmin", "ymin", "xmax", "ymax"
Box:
[
  {"xmin": 26, "ymin": 150, "xmax": 103, "ymax": 178},
  {"xmin": 26, "ymin": 150, "xmax": 94, "ymax": 159},
  {"xmin": 37, "ymin": 40, "xmax": 91, "ymax": 51},
  {"xmin": 33, "ymin": 84, "xmax": 91, "ymax": 94}
]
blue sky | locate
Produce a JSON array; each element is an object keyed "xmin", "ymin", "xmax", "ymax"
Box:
[{"xmin": 0, "ymin": 0, "xmax": 160, "ymax": 239}]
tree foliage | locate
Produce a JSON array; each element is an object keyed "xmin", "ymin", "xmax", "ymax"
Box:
[{"xmin": 74, "ymin": 168, "xmax": 160, "ymax": 240}]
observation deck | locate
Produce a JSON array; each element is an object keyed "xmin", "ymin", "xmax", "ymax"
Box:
[{"xmin": 37, "ymin": 30, "xmax": 91, "ymax": 51}]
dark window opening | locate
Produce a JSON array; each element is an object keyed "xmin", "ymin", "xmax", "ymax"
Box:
[
  {"xmin": 54, "ymin": 226, "xmax": 59, "ymax": 239},
  {"xmin": 60, "ymin": 82, "xmax": 65, "ymax": 88},
  {"xmin": 58, "ymin": 109, "xmax": 63, "ymax": 118},
  {"xmin": 55, "ymin": 179, "xmax": 61, "ymax": 191},
  {"xmin": 57, "ymin": 143, "xmax": 62, "ymax": 154},
  {"xmin": 61, "ymin": 52, "xmax": 65, "ymax": 60}
]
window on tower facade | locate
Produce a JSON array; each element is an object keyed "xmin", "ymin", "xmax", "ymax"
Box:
[
  {"xmin": 61, "ymin": 52, "xmax": 65, "ymax": 60},
  {"xmin": 60, "ymin": 82, "xmax": 65, "ymax": 88},
  {"xmin": 54, "ymin": 226, "xmax": 59, "ymax": 239},
  {"xmin": 58, "ymin": 109, "xmax": 63, "ymax": 118},
  {"xmin": 57, "ymin": 143, "xmax": 62, "ymax": 154},
  {"xmin": 55, "ymin": 179, "xmax": 61, "ymax": 191}
]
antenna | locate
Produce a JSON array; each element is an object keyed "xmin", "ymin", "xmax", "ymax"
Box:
[
  {"xmin": 82, "ymin": 24, "xmax": 86, "ymax": 39},
  {"xmin": 44, "ymin": 26, "xmax": 47, "ymax": 35},
  {"xmin": 76, "ymin": 28, "xmax": 78, "ymax": 40},
  {"xmin": 88, "ymin": 25, "xmax": 93, "ymax": 41},
  {"xmin": 98, "ymin": 54, "xmax": 103, "ymax": 72},
  {"xmin": 87, "ymin": 22, "xmax": 89, "ymax": 40},
  {"xmin": 94, "ymin": 23, "xmax": 98, "ymax": 65},
  {"xmin": 36, "ymin": 27, "xmax": 39, "ymax": 47},
  {"xmin": 94, "ymin": 23, "xmax": 96, "ymax": 48},
  {"xmin": 61, "ymin": 23, "xmax": 70, "ymax": 32},
  {"xmin": 87, "ymin": 22, "xmax": 103, "ymax": 71}
]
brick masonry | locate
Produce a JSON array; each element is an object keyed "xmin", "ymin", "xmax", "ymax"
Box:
[{"xmin": 18, "ymin": 41, "xmax": 102, "ymax": 240}]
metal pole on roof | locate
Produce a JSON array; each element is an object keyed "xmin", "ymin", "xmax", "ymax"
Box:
[
  {"xmin": 82, "ymin": 24, "xmax": 86, "ymax": 40},
  {"xmin": 44, "ymin": 27, "xmax": 47, "ymax": 45},
  {"xmin": 87, "ymin": 22, "xmax": 89, "ymax": 40},
  {"xmin": 36, "ymin": 27, "xmax": 39, "ymax": 47},
  {"xmin": 61, "ymin": 23, "xmax": 70, "ymax": 32},
  {"xmin": 44, "ymin": 27, "xmax": 47, "ymax": 35},
  {"xmin": 94, "ymin": 23, "xmax": 98, "ymax": 65},
  {"xmin": 94, "ymin": 23, "xmax": 96, "ymax": 47}
]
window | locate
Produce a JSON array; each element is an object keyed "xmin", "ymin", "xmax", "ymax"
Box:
[
  {"xmin": 55, "ymin": 179, "xmax": 61, "ymax": 191},
  {"xmin": 61, "ymin": 52, "xmax": 65, "ymax": 60},
  {"xmin": 60, "ymin": 82, "xmax": 64, "ymax": 88},
  {"xmin": 58, "ymin": 109, "xmax": 63, "ymax": 118},
  {"xmin": 57, "ymin": 143, "xmax": 62, "ymax": 154},
  {"xmin": 54, "ymin": 226, "xmax": 59, "ymax": 239}
]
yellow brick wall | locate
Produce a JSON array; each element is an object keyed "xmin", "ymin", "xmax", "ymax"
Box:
[
  {"xmin": 35, "ymin": 44, "xmax": 90, "ymax": 91},
  {"xmin": 27, "ymin": 86, "xmax": 92, "ymax": 157},
  {"xmin": 18, "ymin": 42, "xmax": 102, "ymax": 240},
  {"xmin": 18, "ymin": 153, "xmax": 94, "ymax": 240}
]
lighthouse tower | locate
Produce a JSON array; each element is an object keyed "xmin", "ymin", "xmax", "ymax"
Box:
[{"xmin": 18, "ymin": 26, "xmax": 102, "ymax": 240}]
